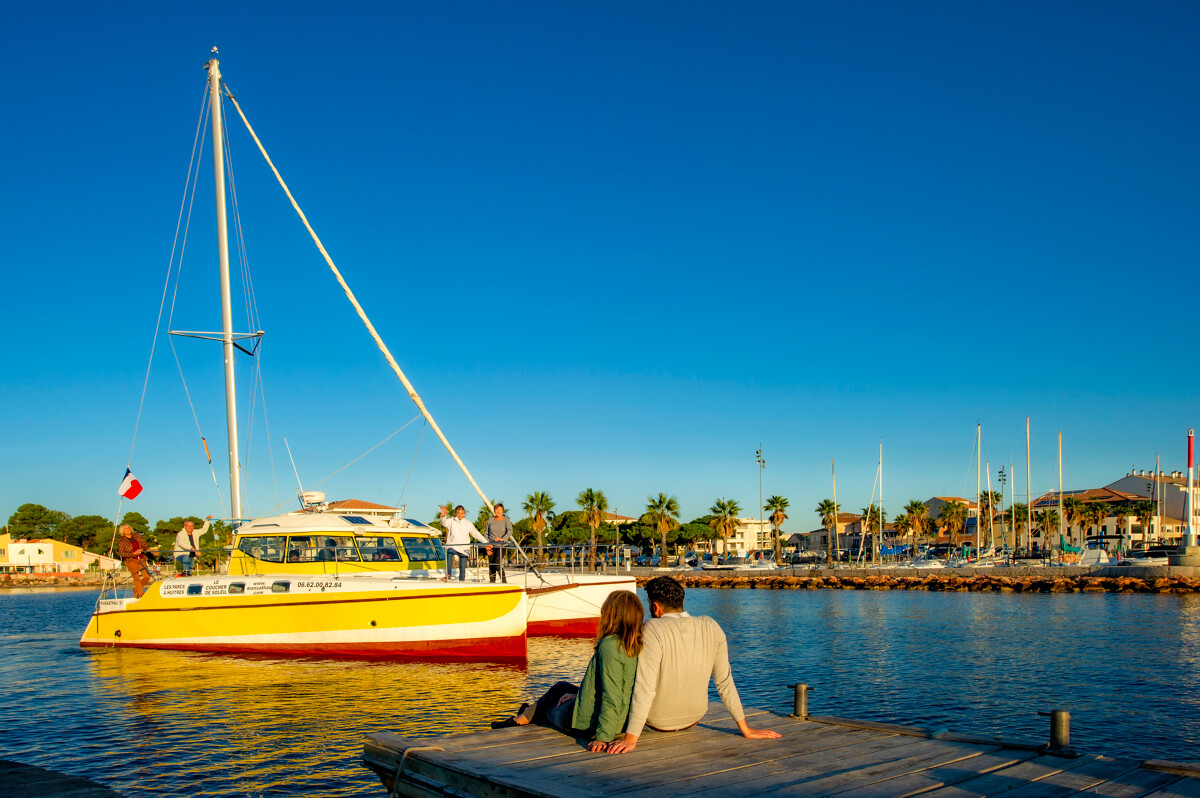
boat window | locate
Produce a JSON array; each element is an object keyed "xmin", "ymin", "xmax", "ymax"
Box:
[
  {"xmin": 271, "ymin": 581, "xmax": 290, "ymax": 593},
  {"xmin": 314, "ymin": 536, "xmax": 360, "ymax": 562},
  {"xmin": 402, "ymin": 536, "xmax": 445, "ymax": 563},
  {"xmin": 228, "ymin": 582, "xmax": 245, "ymax": 594},
  {"xmin": 358, "ymin": 536, "xmax": 402, "ymax": 562},
  {"xmin": 340, "ymin": 515, "xmax": 373, "ymax": 525},
  {"xmin": 187, "ymin": 584, "xmax": 203, "ymax": 596},
  {"xmin": 237, "ymin": 535, "xmax": 287, "ymax": 563},
  {"xmin": 285, "ymin": 537, "xmax": 315, "ymax": 563}
]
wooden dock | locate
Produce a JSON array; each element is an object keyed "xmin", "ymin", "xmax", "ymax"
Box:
[
  {"xmin": 363, "ymin": 704, "xmax": 1200, "ymax": 798},
  {"xmin": 0, "ymin": 760, "xmax": 124, "ymax": 797}
]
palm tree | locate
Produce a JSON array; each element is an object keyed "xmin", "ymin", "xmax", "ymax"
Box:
[
  {"xmin": 708, "ymin": 498, "xmax": 741, "ymax": 557},
  {"xmin": 904, "ymin": 500, "xmax": 928, "ymax": 556},
  {"xmin": 1062, "ymin": 497, "xmax": 1086, "ymax": 548},
  {"xmin": 764, "ymin": 495, "xmax": 789, "ymax": 565},
  {"xmin": 861, "ymin": 504, "xmax": 885, "ymax": 561},
  {"xmin": 645, "ymin": 493, "xmax": 681, "ymax": 566},
  {"xmin": 817, "ymin": 499, "xmax": 839, "ymax": 562},
  {"xmin": 1010, "ymin": 502, "xmax": 1029, "ymax": 551},
  {"xmin": 1087, "ymin": 502, "xmax": 1110, "ymax": 544},
  {"xmin": 940, "ymin": 500, "xmax": 968, "ymax": 548},
  {"xmin": 1035, "ymin": 509, "xmax": 1060, "ymax": 553},
  {"xmin": 1114, "ymin": 507, "xmax": 1130, "ymax": 549},
  {"xmin": 1135, "ymin": 500, "xmax": 1156, "ymax": 544},
  {"xmin": 576, "ymin": 488, "xmax": 608, "ymax": 570},
  {"xmin": 522, "ymin": 491, "xmax": 555, "ymax": 559}
]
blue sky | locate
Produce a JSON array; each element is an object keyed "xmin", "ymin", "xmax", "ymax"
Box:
[{"xmin": 3, "ymin": 1, "xmax": 1198, "ymax": 535}]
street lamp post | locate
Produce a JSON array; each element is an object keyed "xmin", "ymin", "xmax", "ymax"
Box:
[
  {"xmin": 756, "ymin": 447, "xmax": 765, "ymax": 560},
  {"xmin": 998, "ymin": 466, "xmax": 1008, "ymax": 555}
]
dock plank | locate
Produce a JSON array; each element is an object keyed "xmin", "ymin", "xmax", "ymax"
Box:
[
  {"xmin": 915, "ymin": 754, "xmax": 1106, "ymax": 798},
  {"xmin": 830, "ymin": 749, "xmax": 1042, "ymax": 798},
  {"xmin": 985, "ymin": 757, "xmax": 1145, "ymax": 798},
  {"xmin": 1141, "ymin": 777, "xmax": 1200, "ymax": 798},
  {"xmin": 1070, "ymin": 766, "xmax": 1186, "ymax": 798},
  {"xmin": 362, "ymin": 706, "xmax": 1200, "ymax": 798}
]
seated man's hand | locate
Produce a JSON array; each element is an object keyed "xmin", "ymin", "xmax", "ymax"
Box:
[
  {"xmin": 585, "ymin": 741, "xmax": 608, "ymax": 752},
  {"xmin": 742, "ymin": 727, "xmax": 782, "ymax": 740},
  {"xmin": 605, "ymin": 734, "xmax": 637, "ymax": 754}
]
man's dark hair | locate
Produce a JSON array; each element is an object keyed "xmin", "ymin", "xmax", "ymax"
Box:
[{"xmin": 645, "ymin": 576, "xmax": 685, "ymax": 611}]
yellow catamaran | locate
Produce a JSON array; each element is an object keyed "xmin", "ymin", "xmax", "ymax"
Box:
[{"xmin": 80, "ymin": 54, "xmax": 631, "ymax": 659}]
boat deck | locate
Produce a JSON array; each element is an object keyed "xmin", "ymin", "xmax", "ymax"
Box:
[{"xmin": 363, "ymin": 703, "xmax": 1200, "ymax": 798}]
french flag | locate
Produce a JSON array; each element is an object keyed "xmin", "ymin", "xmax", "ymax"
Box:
[{"xmin": 118, "ymin": 468, "xmax": 143, "ymax": 500}]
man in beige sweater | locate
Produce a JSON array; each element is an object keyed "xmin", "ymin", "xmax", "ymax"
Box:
[{"xmin": 606, "ymin": 575, "xmax": 780, "ymax": 754}]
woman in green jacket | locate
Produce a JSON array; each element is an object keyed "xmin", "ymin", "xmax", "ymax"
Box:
[{"xmin": 494, "ymin": 590, "xmax": 643, "ymax": 751}]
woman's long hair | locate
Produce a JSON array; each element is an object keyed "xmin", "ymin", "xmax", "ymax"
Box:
[{"xmin": 596, "ymin": 590, "xmax": 644, "ymax": 657}]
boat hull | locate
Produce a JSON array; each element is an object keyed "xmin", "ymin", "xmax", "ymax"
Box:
[
  {"xmin": 80, "ymin": 577, "xmax": 527, "ymax": 661},
  {"xmin": 514, "ymin": 572, "xmax": 638, "ymax": 637}
]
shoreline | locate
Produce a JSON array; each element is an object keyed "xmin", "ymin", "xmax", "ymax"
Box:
[{"xmin": 6, "ymin": 566, "xmax": 1200, "ymax": 594}]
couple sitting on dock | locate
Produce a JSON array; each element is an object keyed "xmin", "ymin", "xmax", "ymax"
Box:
[{"xmin": 493, "ymin": 576, "xmax": 780, "ymax": 753}]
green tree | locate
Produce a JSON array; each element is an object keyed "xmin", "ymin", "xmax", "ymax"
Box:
[
  {"xmin": 1035, "ymin": 509, "xmax": 1060, "ymax": 551},
  {"xmin": 940, "ymin": 500, "xmax": 967, "ymax": 547},
  {"xmin": 708, "ymin": 498, "xmax": 741, "ymax": 556},
  {"xmin": 57, "ymin": 514, "xmax": 114, "ymax": 550},
  {"xmin": 7, "ymin": 504, "xmax": 70, "ymax": 540},
  {"xmin": 904, "ymin": 499, "xmax": 928, "ymax": 553},
  {"xmin": 576, "ymin": 488, "xmax": 608, "ymax": 569},
  {"xmin": 1009, "ymin": 503, "xmax": 1029, "ymax": 551},
  {"xmin": 1061, "ymin": 497, "xmax": 1085, "ymax": 548},
  {"xmin": 817, "ymin": 499, "xmax": 839, "ymax": 562},
  {"xmin": 860, "ymin": 504, "xmax": 885, "ymax": 561},
  {"xmin": 1135, "ymin": 500, "xmax": 1156, "ymax": 543},
  {"xmin": 764, "ymin": 495, "xmax": 789, "ymax": 565},
  {"xmin": 1087, "ymin": 502, "xmax": 1110, "ymax": 542},
  {"xmin": 521, "ymin": 491, "xmax": 555, "ymax": 557},
  {"xmin": 645, "ymin": 493, "xmax": 681, "ymax": 566}
]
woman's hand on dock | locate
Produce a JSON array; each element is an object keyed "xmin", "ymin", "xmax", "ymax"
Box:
[
  {"xmin": 605, "ymin": 735, "xmax": 637, "ymax": 754},
  {"xmin": 585, "ymin": 741, "xmax": 608, "ymax": 752},
  {"xmin": 742, "ymin": 726, "xmax": 781, "ymax": 739}
]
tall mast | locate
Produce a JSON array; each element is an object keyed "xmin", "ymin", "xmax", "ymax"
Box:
[
  {"xmin": 830, "ymin": 459, "xmax": 839, "ymax": 564},
  {"xmin": 1026, "ymin": 418, "xmax": 1032, "ymax": 555},
  {"xmin": 205, "ymin": 56, "xmax": 242, "ymax": 522},
  {"xmin": 986, "ymin": 460, "xmax": 994, "ymax": 550},
  {"xmin": 976, "ymin": 423, "xmax": 981, "ymax": 559},
  {"xmin": 1155, "ymin": 453, "xmax": 1161, "ymax": 542},
  {"xmin": 878, "ymin": 440, "xmax": 884, "ymax": 563},
  {"xmin": 1057, "ymin": 431, "xmax": 1063, "ymax": 550}
]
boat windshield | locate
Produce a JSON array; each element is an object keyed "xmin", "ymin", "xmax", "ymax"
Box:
[
  {"xmin": 357, "ymin": 536, "xmax": 402, "ymax": 562},
  {"xmin": 402, "ymin": 537, "xmax": 445, "ymax": 563}
]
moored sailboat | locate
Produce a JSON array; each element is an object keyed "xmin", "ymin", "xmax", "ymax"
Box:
[{"xmin": 80, "ymin": 54, "xmax": 630, "ymax": 657}]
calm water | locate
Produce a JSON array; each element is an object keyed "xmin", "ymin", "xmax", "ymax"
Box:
[{"xmin": 3, "ymin": 588, "xmax": 1199, "ymax": 797}]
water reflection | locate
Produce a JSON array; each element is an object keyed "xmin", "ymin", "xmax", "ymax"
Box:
[{"xmin": 5, "ymin": 587, "xmax": 1200, "ymax": 798}]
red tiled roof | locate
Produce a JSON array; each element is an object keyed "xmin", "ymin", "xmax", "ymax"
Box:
[
  {"xmin": 325, "ymin": 499, "xmax": 400, "ymax": 511},
  {"xmin": 1031, "ymin": 488, "xmax": 1142, "ymax": 507}
]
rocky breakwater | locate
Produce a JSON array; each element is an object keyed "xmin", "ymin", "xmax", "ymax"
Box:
[
  {"xmin": 633, "ymin": 572, "xmax": 1200, "ymax": 594},
  {"xmin": 0, "ymin": 573, "xmax": 107, "ymax": 589}
]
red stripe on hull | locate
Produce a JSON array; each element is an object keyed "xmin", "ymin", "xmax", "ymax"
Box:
[
  {"xmin": 80, "ymin": 633, "xmax": 527, "ymax": 662},
  {"xmin": 527, "ymin": 617, "xmax": 599, "ymax": 636}
]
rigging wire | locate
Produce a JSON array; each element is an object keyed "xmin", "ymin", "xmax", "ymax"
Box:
[
  {"xmin": 306, "ymin": 414, "xmax": 423, "ymax": 491},
  {"xmin": 105, "ymin": 84, "xmax": 212, "ymax": 575},
  {"xmin": 395, "ymin": 419, "xmax": 427, "ymax": 510},
  {"xmin": 221, "ymin": 82, "xmax": 496, "ymax": 515},
  {"xmin": 164, "ymin": 89, "xmax": 230, "ymax": 519}
]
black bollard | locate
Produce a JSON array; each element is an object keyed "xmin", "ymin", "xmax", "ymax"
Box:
[
  {"xmin": 1038, "ymin": 709, "xmax": 1073, "ymax": 755},
  {"xmin": 786, "ymin": 682, "xmax": 808, "ymax": 718},
  {"xmin": 1050, "ymin": 709, "xmax": 1069, "ymax": 751}
]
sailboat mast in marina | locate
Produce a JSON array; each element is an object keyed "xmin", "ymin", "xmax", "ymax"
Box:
[
  {"xmin": 79, "ymin": 54, "xmax": 635, "ymax": 657},
  {"xmin": 206, "ymin": 56, "xmax": 243, "ymax": 523}
]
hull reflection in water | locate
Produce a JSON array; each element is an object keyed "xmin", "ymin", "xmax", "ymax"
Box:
[{"xmin": 80, "ymin": 576, "xmax": 528, "ymax": 660}]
